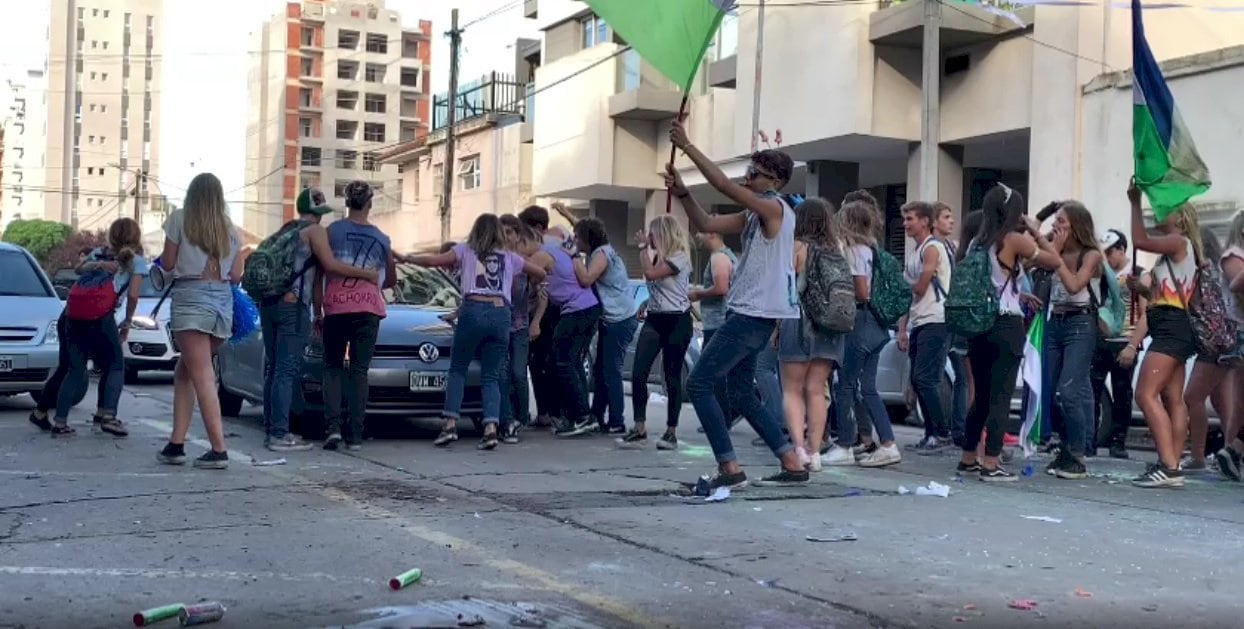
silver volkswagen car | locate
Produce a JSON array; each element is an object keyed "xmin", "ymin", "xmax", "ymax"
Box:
[
  {"xmin": 216, "ymin": 263, "xmax": 482, "ymax": 437},
  {"xmin": 0, "ymin": 243, "xmax": 64, "ymax": 402}
]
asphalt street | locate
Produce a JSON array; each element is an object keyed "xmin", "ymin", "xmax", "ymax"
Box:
[{"xmin": 1, "ymin": 375, "xmax": 1241, "ymax": 629}]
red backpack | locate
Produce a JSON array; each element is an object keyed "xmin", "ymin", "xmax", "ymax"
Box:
[{"xmin": 66, "ymin": 253, "xmax": 129, "ymax": 321}]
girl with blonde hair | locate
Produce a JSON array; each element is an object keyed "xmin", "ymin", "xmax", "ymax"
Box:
[
  {"xmin": 622, "ymin": 214, "xmax": 694, "ymax": 450},
  {"xmin": 157, "ymin": 173, "xmax": 243, "ymax": 469},
  {"xmin": 1214, "ymin": 211, "xmax": 1244, "ymax": 480}
]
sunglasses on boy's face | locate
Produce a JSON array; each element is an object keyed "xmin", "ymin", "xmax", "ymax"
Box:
[{"xmin": 745, "ymin": 164, "xmax": 777, "ymax": 182}]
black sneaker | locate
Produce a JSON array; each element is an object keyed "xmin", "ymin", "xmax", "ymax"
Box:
[
  {"xmin": 617, "ymin": 428, "xmax": 647, "ymax": 449},
  {"xmin": 193, "ymin": 450, "xmax": 229, "ymax": 470},
  {"xmin": 28, "ymin": 411, "xmax": 52, "ymax": 432},
  {"xmin": 754, "ymin": 468, "xmax": 811, "ymax": 486},
  {"xmin": 157, "ymin": 442, "xmax": 186, "ymax": 465},
  {"xmin": 957, "ymin": 460, "xmax": 983, "ymax": 474},
  {"xmin": 852, "ymin": 441, "xmax": 878, "ymax": 457},
  {"xmin": 979, "ymin": 465, "xmax": 1017, "ymax": 482},
  {"xmin": 502, "ymin": 423, "xmax": 521, "ymax": 445},
  {"xmin": 1214, "ymin": 447, "xmax": 1242, "ymax": 481},
  {"xmin": 323, "ymin": 432, "xmax": 343, "ymax": 451},
  {"xmin": 557, "ymin": 418, "xmax": 598, "ymax": 438},
  {"xmin": 1050, "ymin": 453, "xmax": 1088, "ymax": 480},
  {"xmin": 604, "ymin": 424, "xmax": 627, "ymax": 436},
  {"xmin": 433, "ymin": 427, "xmax": 458, "ymax": 447},
  {"xmin": 916, "ymin": 436, "xmax": 955, "ymax": 456},
  {"xmin": 1132, "ymin": 463, "xmax": 1184, "ymax": 488},
  {"xmin": 905, "ymin": 435, "xmax": 936, "ymax": 451},
  {"xmin": 553, "ymin": 418, "xmax": 578, "ymax": 437},
  {"xmin": 656, "ymin": 431, "xmax": 679, "ymax": 451},
  {"xmin": 97, "ymin": 416, "xmax": 128, "ymax": 437},
  {"xmin": 477, "ymin": 431, "xmax": 499, "ymax": 451},
  {"xmin": 1109, "ymin": 443, "xmax": 1129, "ymax": 460},
  {"xmin": 696, "ymin": 471, "xmax": 748, "ymax": 493}
]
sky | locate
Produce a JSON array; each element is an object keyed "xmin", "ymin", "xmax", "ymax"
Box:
[{"xmin": 0, "ymin": 0, "xmax": 537, "ymax": 218}]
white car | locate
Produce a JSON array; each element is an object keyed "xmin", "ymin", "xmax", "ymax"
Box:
[
  {"xmin": 117, "ymin": 281, "xmax": 178, "ymax": 382},
  {"xmin": 0, "ymin": 243, "xmax": 66, "ymax": 402}
]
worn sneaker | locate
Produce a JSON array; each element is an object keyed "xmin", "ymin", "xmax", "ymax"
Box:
[
  {"xmin": 268, "ymin": 435, "xmax": 313, "ymax": 452},
  {"xmin": 656, "ymin": 431, "xmax": 679, "ymax": 451},
  {"xmin": 754, "ymin": 468, "xmax": 811, "ymax": 486},
  {"xmin": 979, "ymin": 465, "xmax": 1017, "ymax": 482},
  {"xmin": 97, "ymin": 416, "xmax": 129, "ymax": 437},
  {"xmin": 477, "ymin": 432, "xmax": 499, "ymax": 451},
  {"xmin": 323, "ymin": 432, "xmax": 344, "ymax": 451},
  {"xmin": 1109, "ymin": 443, "xmax": 1130, "ymax": 460},
  {"xmin": 604, "ymin": 424, "xmax": 627, "ymax": 436},
  {"xmin": 1132, "ymin": 463, "xmax": 1184, "ymax": 488},
  {"xmin": 616, "ymin": 428, "xmax": 648, "ymax": 450},
  {"xmin": 807, "ymin": 453, "xmax": 823, "ymax": 472},
  {"xmin": 916, "ymin": 436, "xmax": 955, "ymax": 456},
  {"xmin": 906, "ymin": 435, "xmax": 936, "ymax": 451},
  {"xmin": 857, "ymin": 444, "xmax": 901, "ymax": 468},
  {"xmin": 1050, "ymin": 453, "xmax": 1088, "ymax": 480},
  {"xmin": 28, "ymin": 411, "xmax": 52, "ymax": 432},
  {"xmin": 853, "ymin": 441, "xmax": 879, "ymax": 457},
  {"xmin": 157, "ymin": 442, "xmax": 186, "ymax": 465},
  {"xmin": 956, "ymin": 460, "xmax": 983, "ymax": 474},
  {"xmin": 698, "ymin": 470, "xmax": 748, "ymax": 492},
  {"xmin": 553, "ymin": 418, "xmax": 579, "ymax": 437},
  {"xmin": 502, "ymin": 423, "xmax": 521, "ymax": 445},
  {"xmin": 558, "ymin": 418, "xmax": 598, "ymax": 438},
  {"xmin": 433, "ymin": 427, "xmax": 458, "ymax": 447},
  {"xmin": 1214, "ymin": 447, "xmax": 1242, "ymax": 481},
  {"xmin": 1179, "ymin": 456, "xmax": 1209, "ymax": 475},
  {"xmin": 823, "ymin": 445, "xmax": 855, "ymax": 467},
  {"xmin": 193, "ymin": 450, "xmax": 229, "ymax": 470}
]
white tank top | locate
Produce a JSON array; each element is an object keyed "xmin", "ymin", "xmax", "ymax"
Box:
[{"xmin": 990, "ymin": 244, "xmax": 1023, "ymax": 315}]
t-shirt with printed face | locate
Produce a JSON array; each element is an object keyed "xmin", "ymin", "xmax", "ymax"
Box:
[
  {"xmin": 452, "ymin": 243, "xmax": 524, "ymax": 306},
  {"xmin": 323, "ymin": 220, "xmax": 391, "ymax": 318}
]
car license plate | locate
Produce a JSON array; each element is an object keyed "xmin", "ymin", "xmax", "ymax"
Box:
[
  {"xmin": 409, "ymin": 372, "xmax": 446, "ymax": 392},
  {"xmin": 0, "ymin": 357, "xmax": 11, "ymax": 372}
]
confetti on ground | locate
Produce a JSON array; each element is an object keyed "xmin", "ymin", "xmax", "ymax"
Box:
[
  {"xmin": 1074, "ymin": 587, "xmax": 1093, "ymax": 598},
  {"xmin": 953, "ymin": 616, "xmax": 969, "ymax": 623},
  {"xmin": 1021, "ymin": 515, "xmax": 1063, "ymax": 523},
  {"xmin": 1008, "ymin": 599, "xmax": 1038, "ymax": 611},
  {"xmin": 962, "ymin": 604, "xmax": 977, "ymax": 611}
]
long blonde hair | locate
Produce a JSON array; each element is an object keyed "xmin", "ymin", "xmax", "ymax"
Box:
[
  {"xmin": 648, "ymin": 214, "xmax": 690, "ymax": 261},
  {"xmin": 183, "ymin": 173, "xmax": 234, "ymax": 260},
  {"xmin": 1172, "ymin": 203, "xmax": 1205, "ymax": 265},
  {"xmin": 1226, "ymin": 211, "xmax": 1244, "ymax": 252},
  {"xmin": 835, "ymin": 200, "xmax": 878, "ymax": 248}
]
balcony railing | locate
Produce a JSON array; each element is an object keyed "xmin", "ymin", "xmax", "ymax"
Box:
[{"xmin": 431, "ymin": 72, "xmax": 526, "ymax": 131}]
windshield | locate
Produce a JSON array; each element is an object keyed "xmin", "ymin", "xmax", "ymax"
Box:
[
  {"xmin": 138, "ymin": 278, "xmax": 163, "ymax": 298},
  {"xmin": 384, "ymin": 263, "xmax": 460, "ymax": 308},
  {"xmin": 0, "ymin": 250, "xmax": 55, "ymax": 298}
]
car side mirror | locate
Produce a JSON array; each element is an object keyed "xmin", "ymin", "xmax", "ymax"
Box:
[{"xmin": 55, "ymin": 286, "xmax": 70, "ymax": 300}]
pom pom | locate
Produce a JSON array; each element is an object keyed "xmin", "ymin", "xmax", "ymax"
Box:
[{"xmin": 230, "ymin": 285, "xmax": 259, "ymax": 343}]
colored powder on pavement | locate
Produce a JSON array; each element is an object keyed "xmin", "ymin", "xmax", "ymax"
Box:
[{"xmin": 677, "ymin": 445, "xmax": 714, "ymax": 460}]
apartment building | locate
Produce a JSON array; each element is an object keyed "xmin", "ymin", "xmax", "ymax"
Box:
[
  {"xmin": 526, "ymin": 0, "xmax": 1244, "ymax": 255},
  {"xmin": 244, "ymin": 0, "xmax": 431, "ymax": 238},
  {"xmin": 377, "ymin": 40, "xmax": 540, "ymax": 251},
  {"xmin": 2, "ymin": 72, "xmax": 50, "ymax": 232},
  {"xmin": 43, "ymin": 0, "xmax": 164, "ymax": 231}
]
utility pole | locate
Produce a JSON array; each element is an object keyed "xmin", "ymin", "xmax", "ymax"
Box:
[
  {"xmin": 440, "ymin": 9, "xmax": 462, "ymax": 244},
  {"xmin": 61, "ymin": 0, "xmax": 78, "ymax": 227},
  {"xmin": 132, "ymin": 169, "xmax": 146, "ymax": 221},
  {"xmin": 749, "ymin": 0, "xmax": 765, "ymax": 153},
  {"xmin": 918, "ymin": 0, "xmax": 942, "ymax": 202}
]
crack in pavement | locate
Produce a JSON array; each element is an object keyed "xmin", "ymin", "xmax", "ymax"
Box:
[
  {"xmin": 0, "ymin": 521, "xmax": 275, "ymax": 546},
  {"xmin": 0, "ymin": 483, "xmax": 314, "ymax": 512},
  {"xmin": 0, "ymin": 513, "xmax": 28, "ymax": 541}
]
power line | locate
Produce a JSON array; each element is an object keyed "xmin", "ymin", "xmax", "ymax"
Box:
[{"xmin": 460, "ymin": 0, "xmax": 525, "ymax": 30}]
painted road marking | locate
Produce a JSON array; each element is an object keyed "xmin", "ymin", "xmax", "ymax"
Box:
[
  {"xmin": 131, "ymin": 418, "xmax": 658, "ymax": 628},
  {"xmin": 0, "ymin": 469, "xmax": 173, "ymax": 478},
  {"xmin": 0, "ymin": 565, "xmax": 378, "ymax": 584}
]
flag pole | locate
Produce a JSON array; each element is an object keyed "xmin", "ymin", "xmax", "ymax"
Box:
[{"xmin": 665, "ymin": 95, "xmax": 690, "ymax": 214}]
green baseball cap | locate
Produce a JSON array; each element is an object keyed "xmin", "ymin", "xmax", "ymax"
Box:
[{"xmin": 296, "ymin": 186, "xmax": 333, "ymax": 216}]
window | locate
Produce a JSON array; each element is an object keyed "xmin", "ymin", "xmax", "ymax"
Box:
[
  {"xmin": 90, "ymin": 71, "xmax": 96, "ymax": 80},
  {"xmin": 337, "ymin": 60, "xmax": 357, "ymax": 80},
  {"xmin": 365, "ymin": 33, "xmax": 388, "ymax": 54},
  {"xmin": 102, "ymin": 41, "xmax": 109, "ymax": 50},
  {"xmin": 336, "ymin": 90, "xmax": 358, "ymax": 110},
  {"xmin": 364, "ymin": 93, "xmax": 386, "ymax": 113},
  {"xmin": 362, "ymin": 151, "xmax": 379, "ymax": 172},
  {"xmin": 103, "ymin": 9, "xmax": 109, "ymax": 18},
  {"xmin": 335, "ymin": 149, "xmax": 357, "ymax": 169},
  {"xmin": 91, "ymin": 40, "xmax": 98, "ymax": 49},
  {"xmin": 299, "ymin": 87, "xmax": 313, "ymax": 107},
  {"xmin": 400, "ymin": 125, "xmax": 416, "ymax": 142},
  {"xmin": 101, "ymin": 72, "xmax": 108, "ymax": 81},
  {"xmin": 93, "ymin": 8, "xmax": 98, "ymax": 16},
  {"xmin": 337, "ymin": 29, "xmax": 359, "ymax": 49},
  {"xmin": 300, "ymin": 147, "xmax": 321, "ymax": 167},
  {"xmin": 364, "ymin": 63, "xmax": 385, "ymax": 83},
  {"xmin": 89, "ymin": 103, "xmax": 96, "ymax": 112},
  {"xmin": 335, "ymin": 120, "xmax": 358, "ymax": 140},
  {"xmin": 87, "ymin": 166, "xmax": 94, "ymax": 175},
  {"xmin": 301, "ymin": 27, "xmax": 315, "ymax": 46},
  {"xmin": 101, "ymin": 105, "xmax": 107, "ymax": 113},
  {"xmin": 88, "ymin": 135, "xmax": 95, "ymax": 144},
  {"xmin": 431, "ymin": 163, "xmax": 444, "ymax": 195},
  {"xmin": 363, "ymin": 122, "xmax": 385, "ymax": 142},
  {"xmin": 100, "ymin": 136, "xmax": 106, "ymax": 145},
  {"xmin": 300, "ymin": 58, "xmax": 314, "ymax": 76},
  {"xmin": 580, "ymin": 14, "xmax": 610, "ymax": 49},
  {"xmin": 457, "ymin": 155, "xmax": 480, "ymax": 191},
  {"xmin": 333, "ymin": 179, "xmax": 350, "ymax": 198},
  {"xmin": 299, "ymin": 117, "xmax": 312, "ymax": 138},
  {"xmin": 400, "ymin": 67, "xmax": 419, "ymax": 88},
  {"xmin": 300, "ymin": 174, "xmax": 320, "ymax": 190}
]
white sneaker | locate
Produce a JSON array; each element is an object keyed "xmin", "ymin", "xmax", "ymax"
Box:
[
  {"xmin": 796, "ymin": 447, "xmax": 811, "ymax": 468},
  {"xmin": 808, "ymin": 453, "xmax": 823, "ymax": 472},
  {"xmin": 823, "ymin": 445, "xmax": 855, "ymax": 466},
  {"xmin": 857, "ymin": 444, "xmax": 901, "ymax": 468}
]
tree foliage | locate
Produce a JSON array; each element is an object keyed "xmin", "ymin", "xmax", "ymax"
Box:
[
  {"xmin": 45, "ymin": 229, "xmax": 108, "ymax": 274},
  {"xmin": 1, "ymin": 219, "xmax": 72, "ymax": 266}
]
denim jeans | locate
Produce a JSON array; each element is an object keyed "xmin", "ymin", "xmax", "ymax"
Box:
[
  {"xmin": 910, "ymin": 322, "xmax": 951, "ymax": 440},
  {"xmin": 39, "ymin": 312, "xmax": 105, "ymax": 413},
  {"xmin": 592, "ymin": 316, "xmax": 638, "ymax": 428},
  {"xmin": 445, "ymin": 300, "xmax": 511, "ymax": 425},
  {"xmin": 687, "ymin": 312, "xmax": 791, "ymax": 464},
  {"xmin": 755, "ymin": 342, "xmax": 783, "ymax": 428},
  {"xmin": 260, "ymin": 301, "xmax": 311, "ymax": 440},
  {"xmin": 56, "ymin": 316, "xmax": 123, "ymax": 420},
  {"xmin": 1091, "ymin": 338, "xmax": 1135, "ymax": 450},
  {"xmin": 1045, "ymin": 311, "xmax": 1098, "ymax": 456},
  {"xmin": 965, "ymin": 315, "xmax": 1025, "ymax": 457},
  {"xmin": 500, "ymin": 327, "xmax": 531, "ymax": 427},
  {"xmin": 529, "ymin": 308, "xmax": 561, "ymax": 419},
  {"xmin": 949, "ymin": 351, "xmax": 969, "ymax": 445},
  {"xmin": 632, "ymin": 312, "xmax": 693, "ymax": 428},
  {"xmin": 323, "ymin": 312, "xmax": 380, "ymax": 444},
  {"xmin": 834, "ymin": 307, "xmax": 895, "ymax": 447},
  {"xmin": 551, "ymin": 305, "xmax": 601, "ymax": 422}
]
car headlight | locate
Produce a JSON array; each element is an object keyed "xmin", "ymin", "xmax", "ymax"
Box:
[
  {"xmin": 130, "ymin": 316, "xmax": 158, "ymax": 330},
  {"xmin": 44, "ymin": 321, "xmax": 59, "ymax": 345}
]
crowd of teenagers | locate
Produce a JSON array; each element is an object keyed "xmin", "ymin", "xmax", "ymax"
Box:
[{"xmin": 28, "ymin": 120, "xmax": 1244, "ymax": 487}]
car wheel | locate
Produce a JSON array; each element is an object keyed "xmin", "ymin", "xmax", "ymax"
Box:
[{"xmin": 124, "ymin": 366, "xmax": 141, "ymax": 385}]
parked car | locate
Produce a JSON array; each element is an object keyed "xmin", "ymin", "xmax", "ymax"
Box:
[
  {"xmin": 588, "ymin": 280, "xmax": 703, "ymax": 395},
  {"xmin": 0, "ymin": 243, "xmax": 68, "ymax": 403},
  {"xmin": 215, "ymin": 263, "xmax": 481, "ymax": 437}
]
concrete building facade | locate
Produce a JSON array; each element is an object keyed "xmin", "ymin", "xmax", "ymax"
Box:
[
  {"xmin": 45, "ymin": 0, "xmax": 164, "ymax": 231},
  {"xmin": 244, "ymin": 0, "xmax": 431, "ymax": 238},
  {"xmin": 524, "ymin": 0, "xmax": 1244, "ymax": 257}
]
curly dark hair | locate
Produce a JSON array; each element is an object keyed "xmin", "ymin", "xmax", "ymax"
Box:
[
  {"xmin": 750, "ymin": 150, "xmax": 794, "ymax": 187},
  {"xmin": 573, "ymin": 217, "xmax": 609, "ymax": 253},
  {"xmin": 518, "ymin": 205, "xmax": 550, "ymax": 231}
]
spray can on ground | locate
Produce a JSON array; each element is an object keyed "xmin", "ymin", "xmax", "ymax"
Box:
[
  {"xmin": 178, "ymin": 602, "xmax": 225, "ymax": 626},
  {"xmin": 133, "ymin": 604, "xmax": 183, "ymax": 626},
  {"xmin": 389, "ymin": 567, "xmax": 423, "ymax": 590}
]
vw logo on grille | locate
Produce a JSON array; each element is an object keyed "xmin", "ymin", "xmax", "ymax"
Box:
[{"xmin": 417, "ymin": 343, "xmax": 440, "ymax": 363}]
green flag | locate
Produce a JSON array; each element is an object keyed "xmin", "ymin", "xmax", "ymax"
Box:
[{"xmin": 581, "ymin": 0, "xmax": 735, "ymax": 92}]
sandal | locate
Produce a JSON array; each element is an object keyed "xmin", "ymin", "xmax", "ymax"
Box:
[
  {"xmin": 433, "ymin": 424, "xmax": 458, "ymax": 447},
  {"xmin": 51, "ymin": 423, "xmax": 76, "ymax": 437},
  {"xmin": 477, "ymin": 429, "xmax": 499, "ymax": 451},
  {"xmin": 98, "ymin": 416, "xmax": 129, "ymax": 437}
]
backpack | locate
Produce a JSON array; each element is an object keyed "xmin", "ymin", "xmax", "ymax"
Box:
[
  {"xmin": 800, "ymin": 243, "xmax": 856, "ymax": 333},
  {"xmin": 66, "ymin": 250, "xmax": 130, "ymax": 321},
  {"xmin": 1165, "ymin": 257, "xmax": 1238, "ymax": 357},
  {"xmin": 241, "ymin": 219, "xmax": 314, "ymax": 303},
  {"xmin": 1093, "ymin": 267, "xmax": 1126, "ymax": 338},
  {"xmin": 868, "ymin": 246, "xmax": 910, "ymax": 327},
  {"xmin": 945, "ymin": 242, "xmax": 1017, "ymax": 338}
]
